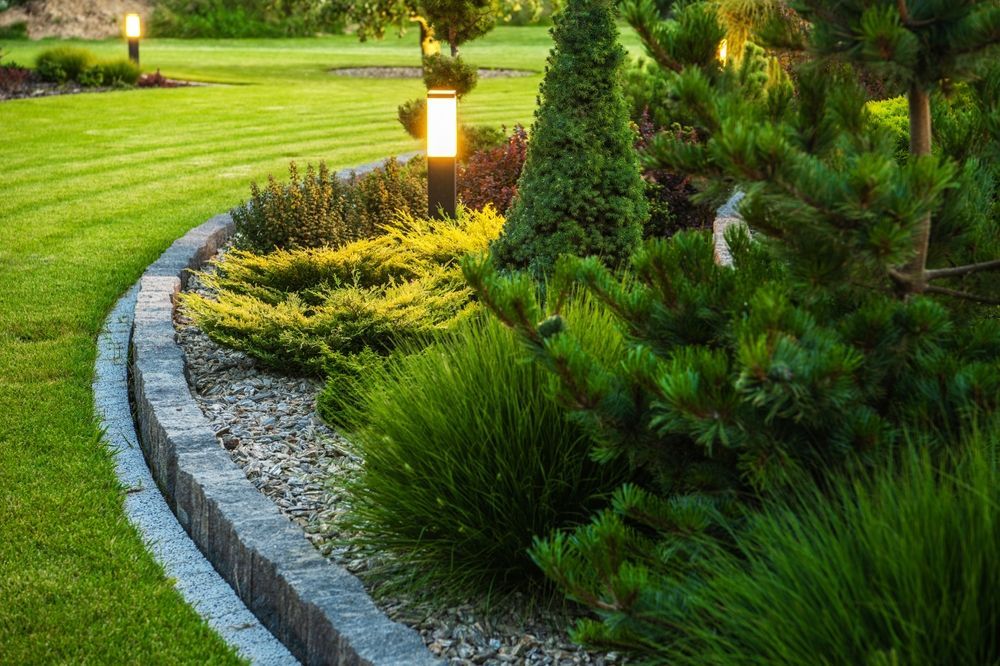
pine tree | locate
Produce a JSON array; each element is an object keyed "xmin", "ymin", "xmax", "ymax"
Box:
[
  {"xmin": 463, "ymin": 0, "xmax": 1000, "ymax": 658},
  {"xmin": 491, "ymin": 0, "xmax": 647, "ymax": 276}
]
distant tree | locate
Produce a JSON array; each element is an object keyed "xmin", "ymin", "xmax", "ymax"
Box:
[{"xmin": 350, "ymin": 0, "xmax": 521, "ymax": 57}]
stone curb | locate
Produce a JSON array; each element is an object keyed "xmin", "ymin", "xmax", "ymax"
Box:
[
  {"xmin": 96, "ymin": 285, "xmax": 297, "ymax": 665},
  {"xmin": 126, "ymin": 155, "xmax": 440, "ymax": 666}
]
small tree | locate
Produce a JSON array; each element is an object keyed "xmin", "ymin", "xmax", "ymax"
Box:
[
  {"xmin": 491, "ymin": 0, "xmax": 648, "ymax": 275},
  {"xmin": 349, "ymin": 0, "xmax": 503, "ymax": 58},
  {"xmin": 795, "ymin": 0, "xmax": 1000, "ymax": 295},
  {"xmin": 462, "ymin": 0, "xmax": 1000, "ymax": 658}
]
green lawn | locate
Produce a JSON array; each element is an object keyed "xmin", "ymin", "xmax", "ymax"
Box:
[{"xmin": 0, "ymin": 26, "xmax": 649, "ymax": 662}]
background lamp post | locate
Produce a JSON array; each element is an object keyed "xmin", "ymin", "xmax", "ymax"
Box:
[
  {"xmin": 426, "ymin": 89, "xmax": 457, "ymax": 219},
  {"xmin": 125, "ymin": 14, "xmax": 141, "ymax": 65}
]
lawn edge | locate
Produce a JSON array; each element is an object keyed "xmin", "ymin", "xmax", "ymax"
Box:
[{"xmin": 121, "ymin": 155, "xmax": 439, "ymax": 666}]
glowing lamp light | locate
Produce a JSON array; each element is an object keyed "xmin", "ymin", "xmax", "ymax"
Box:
[
  {"xmin": 426, "ymin": 89, "xmax": 457, "ymax": 158},
  {"xmin": 426, "ymin": 89, "xmax": 457, "ymax": 218},
  {"xmin": 717, "ymin": 38, "xmax": 728, "ymax": 64},
  {"xmin": 125, "ymin": 13, "xmax": 142, "ymax": 38},
  {"xmin": 124, "ymin": 13, "xmax": 142, "ymax": 65}
]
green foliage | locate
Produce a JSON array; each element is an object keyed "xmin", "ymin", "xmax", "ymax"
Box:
[
  {"xmin": 183, "ymin": 208, "xmax": 504, "ymax": 375},
  {"xmin": 35, "ymin": 47, "xmax": 94, "ymax": 84},
  {"xmin": 492, "ymin": 0, "xmax": 647, "ymax": 275},
  {"xmin": 152, "ymin": 0, "xmax": 347, "ymax": 37},
  {"xmin": 334, "ymin": 295, "xmax": 627, "ymax": 594},
  {"xmin": 350, "ymin": 0, "xmax": 502, "ymax": 58},
  {"xmin": 232, "ymin": 158, "xmax": 426, "ymax": 253},
  {"xmin": 458, "ymin": 123, "xmax": 505, "ymax": 159},
  {"xmin": 424, "ymin": 0, "xmax": 500, "ymax": 52},
  {"xmin": 465, "ymin": 222, "xmax": 1000, "ymax": 653},
  {"xmin": 88, "ymin": 60, "xmax": 142, "ymax": 87},
  {"xmin": 664, "ymin": 425, "xmax": 1000, "ymax": 665},
  {"xmin": 0, "ymin": 21, "xmax": 29, "ymax": 40},
  {"xmin": 422, "ymin": 53, "xmax": 478, "ymax": 97},
  {"xmin": 397, "ymin": 97, "xmax": 427, "ymax": 139}
]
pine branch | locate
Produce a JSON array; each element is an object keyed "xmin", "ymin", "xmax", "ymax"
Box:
[
  {"xmin": 924, "ymin": 284, "xmax": 1000, "ymax": 305},
  {"xmin": 926, "ymin": 258, "xmax": 1000, "ymax": 281}
]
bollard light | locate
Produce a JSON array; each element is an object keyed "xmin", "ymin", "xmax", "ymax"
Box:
[
  {"xmin": 426, "ymin": 89, "xmax": 457, "ymax": 219},
  {"xmin": 717, "ymin": 38, "xmax": 728, "ymax": 64},
  {"xmin": 125, "ymin": 14, "xmax": 142, "ymax": 65}
]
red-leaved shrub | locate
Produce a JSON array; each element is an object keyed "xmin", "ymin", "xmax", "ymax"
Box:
[
  {"xmin": 458, "ymin": 125, "xmax": 528, "ymax": 214},
  {"xmin": 138, "ymin": 69, "xmax": 184, "ymax": 88},
  {"xmin": 635, "ymin": 110, "xmax": 715, "ymax": 238}
]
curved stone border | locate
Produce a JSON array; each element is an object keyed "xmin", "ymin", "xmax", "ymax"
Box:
[
  {"xmin": 123, "ymin": 157, "xmax": 439, "ymax": 666},
  {"xmin": 96, "ymin": 285, "xmax": 297, "ymax": 664}
]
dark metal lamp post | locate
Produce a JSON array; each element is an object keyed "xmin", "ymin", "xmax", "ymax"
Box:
[
  {"xmin": 426, "ymin": 89, "xmax": 457, "ymax": 219},
  {"xmin": 125, "ymin": 14, "xmax": 141, "ymax": 65}
]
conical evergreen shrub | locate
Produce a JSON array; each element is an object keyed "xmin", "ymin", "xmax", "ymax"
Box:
[{"xmin": 491, "ymin": 0, "xmax": 647, "ymax": 275}]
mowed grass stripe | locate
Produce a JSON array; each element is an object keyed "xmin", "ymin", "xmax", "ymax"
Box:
[{"xmin": 0, "ymin": 30, "xmax": 550, "ymax": 663}]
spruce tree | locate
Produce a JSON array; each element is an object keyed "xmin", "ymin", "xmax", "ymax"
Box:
[{"xmin": 491, "ymin": 0, "xmax": 647, "ymax": 276}]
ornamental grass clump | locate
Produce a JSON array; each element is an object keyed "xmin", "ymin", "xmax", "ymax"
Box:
[
  {"xmin": 182, "ymin": 207, "xmax": 503, "ymax": 375},
  {"xmin": 666, "ymin": 423, "xmax": 1000, "ymax": 665},
  {"xmin": 334, "ymin": 295, "xmax": 627, "ymax": 595}
]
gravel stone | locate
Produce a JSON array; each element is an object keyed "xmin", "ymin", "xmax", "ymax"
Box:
[{"xmin": 175, "ymin": 247, "xmax": 621, "ymax": 665}]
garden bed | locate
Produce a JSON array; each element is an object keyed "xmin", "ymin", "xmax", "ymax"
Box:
[
  {"xmin": 0, "ymin": 74, "xmax": 196, "ymax": 101},
  {"xmin": 174, "ymin": 250, "xmax": 623, "ymax": 666}
]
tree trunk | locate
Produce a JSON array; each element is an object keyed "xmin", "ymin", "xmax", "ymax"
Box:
[
  {"xmin": 901, "ymin": 83, "xmax": 932, "ymax": 293},
  {"xmin": 412, "ymin": 16, "xmax": 440, "ymax": 59},
  {"xmin": 449, "ymin": 28, "xmax": 459, "ymax": 57}
]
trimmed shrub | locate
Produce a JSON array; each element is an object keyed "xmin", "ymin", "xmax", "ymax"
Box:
[
  {"xmin": 422, "ymin": 53, "xmax": 478, "ymax": 98},
  {"xmin": 233, "ymin": 162, "xmax": 348, "ymax": 253},
  {"xmin": 182, "ymin": 208, "xmax": 504, "ymax": 375},
  {"xmin": 89, "ymin": 60, "xmax": 142, "ymax": 87},
  {"xmin": 232, "ymin": 158, "xmax": 427, "ymax": 253},
  {"xmin": 491, "ymin": 0, "xmax": 647, "ymax": 275},
  {"xmin": 459, "ymin": 125, "xmax": 528, "ymax": 213},
  {"xmin": 35, "ymin": 47, "xmax": 94, "ymax": 84},
  {"xmin": 665, "ymin": 427, "xmax": 1000, "ymax": 665},
  {"xmin": 334, "ymin": 295, "xmax": 627, "ymax": 594},
  {"xmin": 349, "ymin": 157, "xmax": 427, "ymax": 238},
  {"xmin": 397, "ymin": 97, "xmax": 426, "ymax": 139}
]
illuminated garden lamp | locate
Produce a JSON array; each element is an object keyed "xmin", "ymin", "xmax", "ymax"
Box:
[
  {"xmin": 426, "ymin": 89, "xmax": 457, "ymax": 219},
  {"xmin": 125, "ymin": 13, "xmax": 142, "ymax": 65},
  {"xmin": 717, "ymin": 38, "xmax": 728, "ymax": 64}
]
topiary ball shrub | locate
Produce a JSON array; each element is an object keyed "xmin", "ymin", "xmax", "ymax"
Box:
[
  {"xmin": 491, "ymin": 0, "xmax": 647, "ymax": 276},
  {"xmin": 459, "ymin": 125, "xmax": 529, "ymax": 214},
  {"xmin": 35, "ymin": 47, "xmax": 94, "ymax": 84},
  {"xmin": 422, "ymin": 53, "xmax": 478, "ymax": 98},
  {"xmin": 397, "ymin": 97, "xmax": 426, "ymax": 140},
  {"xmin": 334, "ymin": 295, "xmax": 627, "ymax": 595}
]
